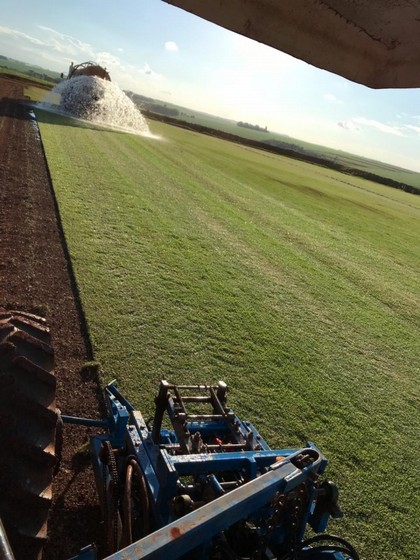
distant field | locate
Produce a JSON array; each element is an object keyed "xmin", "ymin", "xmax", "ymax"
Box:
[
  {"xmin": 2, "ymin": 53, "xmax": 419, "ymax": 189},
  {"xmin": 0, "ymin": 67, "xmax": 54, "ymax": 89},
  {"xmin": 308, "ymin": 148, "xmax": 420, "ymax": 188},
  {"xmin": 140, "ymin": 98, "xmax": 420, "ymax": 190},
  {"xmin": 0, "ymin": 56, "xmax": 60, "ymax": 81},
  {"xmin": 23, "ymin": 84, "xmax": 51, "ymax": 101},
  {"xmin": 37, "ymin": 112, "xmax": 420, "ymax": 560}
]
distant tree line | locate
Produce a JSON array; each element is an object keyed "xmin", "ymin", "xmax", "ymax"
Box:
[
  {"xmin": 237, "ymin": 121, "xmax": 268, "ymax": 132},
  {"xmin": 0, "ymin": 64, "xmax": 57, "ymax": 83},
  {"xmin": 0, "ymin": 55, "xmax": 59, "ymax": 84},
  {"xmin": 125, "ymin": 92, "xmax": 180, "ymax": 118},
  {"xmin": 264, "ymin": 139, "xmax": 311, "ymax": 155},
  {"xmin": 26, "ymin": 69, "xmax": 60, "ymax": 83},
  {"xmin": 145, "ymin": 104, "xmax": 179, "ymax": 117}
]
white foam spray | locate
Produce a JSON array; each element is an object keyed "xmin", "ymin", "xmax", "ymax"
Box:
[{"xmin": 38, "ymin": 76, "xmax": 152, "ymax": 136}]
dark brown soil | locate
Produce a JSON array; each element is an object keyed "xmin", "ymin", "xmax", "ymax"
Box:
[{"xmin": 0, "ymin": 74, "xmax": 105, "ymax": 559}]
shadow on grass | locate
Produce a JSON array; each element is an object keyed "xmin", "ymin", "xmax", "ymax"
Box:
[
  {"xmin": 34, "ymin": 105, "xmax": 123, "ymax": 133},
  {"xmin": 35, "ymin": 105, "xmax": 157, "ymax": 140}
]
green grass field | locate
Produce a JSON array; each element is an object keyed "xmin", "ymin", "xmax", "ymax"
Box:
[
  {"xmin": 0, "ymin": 56, "xmax": 60, "ymax": 81},
  {"xmin": 0, "ymin": 67, "xmax": 54, "ymax": 89},
  {"xmin": 36, "ymin": 111, "xmax": 420, "ymax": 560},
  {"xmin": 139, "ymin": 99, "xmax": 420, "ymax": 190}
]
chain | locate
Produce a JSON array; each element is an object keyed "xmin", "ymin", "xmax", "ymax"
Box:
[
  {"xmin": 288, "ymin": 485, "xmax": 307, "ymax": 559},
  {"xmin": 102, "ymin": 440, "xmax": 120, "ymax": 554}
]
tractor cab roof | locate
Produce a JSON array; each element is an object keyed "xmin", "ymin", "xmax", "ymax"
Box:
[{"xmin": 164, "ymin": 0, "xmax": 420, "ymax": 89}]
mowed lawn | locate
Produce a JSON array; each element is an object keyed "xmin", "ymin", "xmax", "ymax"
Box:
[{"xmin": 38, "ymin": 113, "xmax": 420, "ymax": 560}]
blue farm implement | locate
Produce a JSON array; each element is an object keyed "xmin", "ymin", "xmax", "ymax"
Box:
[
  {"xmin": 0, "ymin": 312, "xmax": 358, "ymax": 560},
  {"xmin": 55, "ymin": 380, "xmax": 359, "ymax": 560}
]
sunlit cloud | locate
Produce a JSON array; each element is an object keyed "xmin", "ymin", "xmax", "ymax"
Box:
[
  {"xmin": 339, "ymin": 117, "xmax": 405, "ymax": 136},
  {"xmin": 0, "ymin": 24, "xmax": 100, "ymax": 69},
  {"xmin": 405, "ymin": 124, "xmax": 420, "ymax": 134},
  {"xmin": 37, "ymin": 26, "xmax": 97, "ymax": 60},
  {"xmin": 324, "ymin": 93, "xmax": 343, "ymax": 104},
  {"xmin": 390, "ymin": 114, "xmax": 420, "ymax": 134},
  {"xmin": 0, "ymin": 24, "xmax": 146, "ymax": 85},
  {"xmin": 354, "ymin": 117, "xmax": 405, "ymax": 137},
  {"xmin": 137, "ymin": 63, "xmax": 163, "ymax": 79},
  {"xmin": 96, "ymin": 52, "xmax": 120, "ymax": 68},
  {"xmin": 165, "ymin": 41, "xmax": 178, "ymax": 52},
  {"xmin": 0, "ymin": 26, "xmax": 44, "ymax": 46},
  {"xmin": 338, "ymin": 120, "xmax": 360, "ymax": 132}
]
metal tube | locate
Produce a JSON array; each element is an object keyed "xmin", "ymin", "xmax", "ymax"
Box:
[
  {"xmin": 177, "ymin": 414, "xmax": 232, "ymax": 420},
  {"xmin": 0, "ymin": 518, "xmax": 15, "ymax": 560},
  {"xmin": 61, "ymin": 415, "xmax": 109, "ymax": 428},
  {"xmin": 178, "ymin": 396, "xmax": 212, "ymax": 402}
]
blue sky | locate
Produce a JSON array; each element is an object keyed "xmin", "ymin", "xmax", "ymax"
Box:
[{"xmin": 1, "ymin": 0, "xmax": 420, "ymax": 171}]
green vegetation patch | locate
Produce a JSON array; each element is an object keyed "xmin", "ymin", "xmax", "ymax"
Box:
[
  {"xmin": 37, "ymin": 113, "xmax": 420, "ymax": 560},
  {"xmin": 132, "ymin": 92, "xmax": 420, "ymax": 190},
  {"xmin": 0, "ymin": 67, "xmax": 54, "ymax": 89},
  {"xmin": 23, "ymin": 85, "xmax": 51, "ymax": 101},
  {"xmin": 0, "ymin": 55, "xmax": 60, "ymax": 82}
]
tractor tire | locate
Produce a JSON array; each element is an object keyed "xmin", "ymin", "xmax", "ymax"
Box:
[{"xmin": 0, "ymin": 310, "xmax": 57, "ymax": 560}]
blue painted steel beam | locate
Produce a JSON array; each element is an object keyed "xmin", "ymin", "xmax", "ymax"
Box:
[
  {"xmin": 166, "ymin": 448, "xmax": 299, "ymax": 476},
  {"xmin": 105, "ymin": 391, "xmax": 130, "ymax": 448},
  {"xmin": 106, "ymin": 448, "xmax": 321, "ymax": 560},
  {"xmin": 106, "ymin": 382, "xmax": 135, "ymax": 412},
  {"xmin": 126, "ymin": 411, "xmax": 168, "ymax": 526}
]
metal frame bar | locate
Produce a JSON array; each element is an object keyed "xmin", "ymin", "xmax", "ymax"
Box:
[
  {"xmin": 0, "ymin": 519, "xmax": 14, "ymax": 560},
  {"xmin": 105, "ymin": 449, "xmax": 320, "ymax": 560},
  {"xmin": 65, "ymin": 381, "xmax": 337, "ymax": 560}
]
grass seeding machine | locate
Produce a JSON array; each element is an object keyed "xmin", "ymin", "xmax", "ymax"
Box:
[{"xmin": 0, "ymin": 312, "xmax": 359, "ymax": 560}]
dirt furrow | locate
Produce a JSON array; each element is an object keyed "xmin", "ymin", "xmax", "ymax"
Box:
[{"xmin": 0, "ymin": 74, "xmax": 105, "ymax": 559}]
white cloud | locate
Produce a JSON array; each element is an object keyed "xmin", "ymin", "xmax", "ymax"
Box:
[
  {"xmin": 338, "ymin": 117, "xmax": 412, "ymax": 137},
  {"xmin": 391, "ymin": 114, "xmax": 420, "ymax": 134},
  {"xmin": 37, "ymin": 26, "xmax": 95, "ymax": 58},
  {"xmin": 339, "ymin": 117, "xmax": 405, "ymax": 137},
  {"xmin": 324, "ymin": 93, "xmax": 343, "ymax": 104},
  {"xmin": 353, "ymin": 117, "xmax": 405, "ymax": 137},
  {"xmin": 165, "ymin": 41, "xmax": 178, "ymax": 52},
  {"xmin": 405, "ymin": 124, "xmax": 420, "ymax": 134},
  {"xmin": 137, "ymin": 63, "xmax": 163, "ymax": 79},
  {"xmin": 338, "ymin": 120, "xmax": 359, "ymax": 131},
  {"xmin": 0, "ymin": 24, "xmax": 167, "ymax": 97},
  {"xmin": 0, "ymin": 26, "xmax": 44, "ymax": 46},
  {"xmin": 0, "ymin": 24, "xmax": 100, "ymax": 69},
  {"xmin": 96, "ymin": 51, "xmax": 120, "ymax": 68}
]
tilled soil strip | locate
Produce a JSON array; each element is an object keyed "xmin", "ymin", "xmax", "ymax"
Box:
[{"xmin": 0, "ymin": 76, "xmax": 105, "ymax": 559}]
